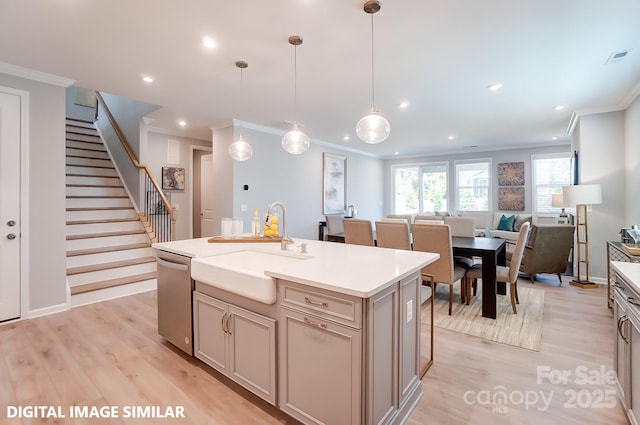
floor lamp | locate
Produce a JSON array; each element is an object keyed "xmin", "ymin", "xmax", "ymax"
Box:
[{"xmin": 562, "ymin": 184, "xmax": 602, "ymax": 288}]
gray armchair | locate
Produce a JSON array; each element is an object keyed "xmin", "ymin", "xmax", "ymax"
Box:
[{"xmin": 518, "ymin": 224, "xmax": 575, "ymax": 284}]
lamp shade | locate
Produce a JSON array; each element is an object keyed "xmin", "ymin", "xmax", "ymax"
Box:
[
  {"xmin": 551, "ymin": 193, "xmax": 569, "ymax": 208},
  {"xmin": 562, "ymin": 184, "xmax": 602, "ymax": 206}
]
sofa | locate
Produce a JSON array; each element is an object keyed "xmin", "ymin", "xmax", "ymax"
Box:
[{"xmin": 412, "ymin": 211, "xmax": 560, "ymax": 241}]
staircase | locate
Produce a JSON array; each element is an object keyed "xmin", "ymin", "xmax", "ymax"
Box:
[{"xmin": 65, "ymin": 118, "xmax": 156, "ymax": 296}]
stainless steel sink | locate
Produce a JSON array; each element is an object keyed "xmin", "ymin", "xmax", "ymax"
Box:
[{"xmin": 190, "ymin": 249, "xmax": 309, "ymax": 304}]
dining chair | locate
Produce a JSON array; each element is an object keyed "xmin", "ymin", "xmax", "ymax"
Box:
[
  {"xmin": 463, "ymin": 222, "xmax": 530, "ymax": 314},
  {"xmin": 411, "ymin": 223, "xmax": 467, "ymax": 315},
  {"xmin": 343, "ymin": 219, "xmax": 375, "ymax": 246},
  {"xmin": 375, "ymin": 220, "xmax": 411, "ymax": 250},
  {"xmin": 325, "ymin": 214, "xmax": 345, "ymax": 242},
  {"xmin": 414, "ymin": 215, "xmax": 443, "ymax": 222},
  {"xmin": 443, "ymin": 216, "xmax": 476, "ymax": 237}
]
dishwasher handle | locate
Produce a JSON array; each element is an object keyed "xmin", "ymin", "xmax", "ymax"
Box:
[{"xmin": 156, "ymin": 256, "xmax": 190, "ymax": 271}]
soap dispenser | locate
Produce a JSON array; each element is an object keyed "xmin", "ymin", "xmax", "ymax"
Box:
[{"xmin": 252, "ymin": 208, "xmax": 261, "ymax": 237}]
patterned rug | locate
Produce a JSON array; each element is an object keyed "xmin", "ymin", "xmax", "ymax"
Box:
[{"xmin": 422, "ymin": 284, "xmax": 544, "ymax": 351}]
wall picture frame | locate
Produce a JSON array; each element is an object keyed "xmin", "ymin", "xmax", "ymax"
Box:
[
  {"xmin": 498, "ymin": 161, "xmax": 525, "ymax": 186},
  {"xmin": 323, "ymin": 153, "xmax": 347, "ymax": 214},
  {"xmin": 162, "ymin": 167, "xmax": 185, "ymax": 190}
]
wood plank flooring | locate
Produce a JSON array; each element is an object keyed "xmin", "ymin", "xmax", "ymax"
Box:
[{"xmin": 0, "ymin": 275, "xmax": 628, "ymax": 425}]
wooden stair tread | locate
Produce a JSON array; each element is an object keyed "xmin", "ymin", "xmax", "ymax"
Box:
[
  {"xmin": 66, "ymin": 206, "xmax": 132, "ymax": 211},
  {"xmin": 65, "ymin": 145, "xmax": 107, "ymax": 153},
  {"xmin": 66, "ymin": 154, "xmax": 112, "ymax": 161},
  {"xmin": 67, "ymin": 257, "xmax": 157, "ymax": 275},
  {"xmin": 67, "ymin": 242, "xmax": 151, "ymax": 257},
  {"xmin": 66, "ymin": 229, "xmax": 146, "ymax": 240},
  {"xmin": 66, "ymin": 173, "xmax": 119, "ymax": 179},
  {"xmin": 66, "ymin": 195, "xmax": 128, "ymax": 199},
  {"xmin": 69, "ymin": 272, "xmax": 157, "ymax": 295},
  {"xmin": 66, "ymin": 138, "xmax": 103, "ymax": 145},
  {"xmin": 66, "ymin": 183, "xmax": 124, "ymax": 188},
  {"xmin": 66, "ymin": 130, "xmax": 99, "ymax": 137},
  {"xmin": 66, "ymin": 217, "xmax": 139, "ymax": 225},
  {"xmin": 66, "ymin": 163, "xmax": 115, "ymax": 170}
]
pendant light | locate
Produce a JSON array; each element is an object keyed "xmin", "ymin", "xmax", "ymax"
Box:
[
  {"xmin": 228, "ymin": 60, "xmax": 253, "ymax": 161},
  {"xmin": 282, "ymin": 35, "xmax": 310, "ymax": 155},
  {"xmin": 356, "ymin": 0, "xmax": 390, "ymax": 144}
]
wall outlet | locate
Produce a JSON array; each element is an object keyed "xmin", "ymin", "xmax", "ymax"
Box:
[
  {"xmin": 241, "ymin": 204, "xmax": 247, "ymax": 212},
  {"xmin": 406, "ymin": 299, "xmax": 413, "ymax": 323}
]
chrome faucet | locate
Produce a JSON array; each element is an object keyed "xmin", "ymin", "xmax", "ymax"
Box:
[{"xmin": 266, "ymin": 201, "xmax": 294, "ymax": 251}]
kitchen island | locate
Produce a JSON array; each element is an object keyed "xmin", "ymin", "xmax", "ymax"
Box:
[{"xmin": 153, "ymin": 237, "xmax": 438, "ymax": 425}]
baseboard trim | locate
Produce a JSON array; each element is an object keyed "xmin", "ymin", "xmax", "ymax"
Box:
[
  {"xmin": 29, "ymin": 302, "xmax": 69, "ymax": 319},
  {"xmin": 69, "ymin": 279, "xmax": 157, "ymax": 308}
]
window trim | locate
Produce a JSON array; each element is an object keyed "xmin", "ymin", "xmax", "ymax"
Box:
[
  {"xmin": 454, "ymin": 158, "xmax": 492, "ymax": 211},
  {"xmin": 531, "ymin": 152, "xmax": 572, "ymax": 213},
  {"xmin": 391, "ymin": 161, "xmax": 450, "ymax": 214}
]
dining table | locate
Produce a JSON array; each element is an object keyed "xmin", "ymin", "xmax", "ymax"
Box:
[{"xmin": 451, "ymin": 236, "xmax": 507, "ymax": 319}]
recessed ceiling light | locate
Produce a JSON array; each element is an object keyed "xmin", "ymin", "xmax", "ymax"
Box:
[
  {"xmin": 398, "ymin": 101, "xmax": 409, "ymax": 109},
  {"xmin": 486, "ymin": 82, "xmax": 502, "ymax": 91},
  {"xmin": 448, "ymin": 135, "xmax": 455, "ymax": 140},
  {"xmin": 394, "ymin": 151, "xmax": 399, "ymax": 155},
  {"xmin": 178, "ymin": 120, "xmax": 187, "ymax": 127},
  {"xmin": 202, "ymin": 36, "xmax": 216, "ymax": 49},
  {"xmin": 551, "ymin": 136, "xmax": 558, "ymax": 140},
  {"xmin": 343, "ymin": 135, "xmax": 350, "ymax": 141},
  {"xmin": 142, "ymin": 75, "xmax": 154, "ymax": 83},
  {"xmin": 554, "ymin": 105, "xmax": 565, "ymax": 111}
]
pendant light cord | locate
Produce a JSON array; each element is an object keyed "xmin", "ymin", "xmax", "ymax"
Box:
[
  {"xmin": 293, "ymin": 44, "xmax": 298, "ymax": 124},
  {"xmin": 370, "ymin": 13, "xmax": 376, "ymax": 108}
]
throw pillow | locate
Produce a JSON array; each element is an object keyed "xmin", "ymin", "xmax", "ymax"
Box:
[
  {"xmin": 497, "ymin": 214, "xmax": 516, "ymax": 231},
  {"xmin": 435, "ymin": 211, "xmax": 451, "ymax": 217},
  {"xmin": 513, "ymin": 215, "xmax": 532, "ymax": 232}
]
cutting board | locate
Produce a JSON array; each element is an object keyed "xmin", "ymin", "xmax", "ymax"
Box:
[{"xmin": 208, "ymin": 236, "xmax": 281, "ymax": 243}]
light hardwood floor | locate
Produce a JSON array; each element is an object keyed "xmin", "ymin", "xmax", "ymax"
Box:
[{"xmin": 0, "ymin": 275, "xmax": 628, "ymax": 425}]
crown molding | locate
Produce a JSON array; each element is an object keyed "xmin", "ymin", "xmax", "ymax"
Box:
[{"xmin": 0, "ymin": 61, "xmax": 75, "ymax": 87}]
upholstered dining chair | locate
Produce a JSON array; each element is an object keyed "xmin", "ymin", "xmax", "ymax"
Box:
[
  {"xmin": 325, "ymin": 214, "xmax": 345, "ymax": 242},
  {"xmin": 343, "ymin": 219, "xmax": 375, "ymax": 246},
  {"xmin": 375, "ymin": 220, "xmax": 411, "ymax": 250},
  {"xmin": 463, "ymin": 222, "xmax": 530, "ymax": 314},
  {"xmin": 411, "ymin": 223, "xmax": 467, "ymax": 315},
  {"xmin": 443, "ymin": 216, "xmax": 476, "ymax": 237}
]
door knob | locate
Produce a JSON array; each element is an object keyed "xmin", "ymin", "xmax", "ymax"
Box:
[
  {"xmin": 7, "ymin": 220, "xmax": 15, "ymax": 226},
  {"xmin": 6, "ymin": 233, "xmax": 16, "ymax": 240}
]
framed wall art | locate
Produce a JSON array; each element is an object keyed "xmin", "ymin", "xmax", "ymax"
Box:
[
  {"xmin": 498, "ymin": 187, "xmax": 525, "ymax": 211},
  {"xmin": 323, "ymin": 153, "xmax": 347, "ymax": 214},
  {"xmin": 498, "ymin": 162, "xmax": 525, "ymax": 186},
  {"xmin": 162, "ymin": 167, "xmax": 185, "ymax": 190}
]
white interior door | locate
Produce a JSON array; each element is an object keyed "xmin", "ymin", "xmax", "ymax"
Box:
[
  {"xmin": 200, "ymin": 154, "xmax": 214, "ymax": 237},
  {"xmin": 0, "ymin": 90, "xmax": 22, "ymax": 322}
]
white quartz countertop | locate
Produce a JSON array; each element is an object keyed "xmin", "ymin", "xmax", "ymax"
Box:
[
  {"xmin": 612, "ymin": 261, "xmax": 640, "ymax": 294},
  {"xmin": 154, "ymin": 238, "xmax": 438, "ymax": 298}
]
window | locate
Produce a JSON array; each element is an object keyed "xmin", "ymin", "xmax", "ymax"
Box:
[
  {"xmin": 393, "ymin": 162, "xmax": 448, "ymax": 213},
  {"xmin": 455, "ymin": 160, "xmax": 490, "ymax": 211},
  {"xmin": 532, "ymin": 153, "xmax": 571, "ymax": 212}
]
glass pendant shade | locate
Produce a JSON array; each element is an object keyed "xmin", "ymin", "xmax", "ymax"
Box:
[
  {"xmin": 356, "ymin": 107, "xmax": 390, "ymax": 144},
  {"xmin": 228, "ymin": 134, "xmax": 253, "ymax": 161},
  {"xmin": 282, "ymin": 123, "xmax": 310, "ymax": 154}
]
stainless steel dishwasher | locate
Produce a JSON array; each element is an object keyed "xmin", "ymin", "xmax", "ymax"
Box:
[{"xmin": 155, "ymin": 249, "xmax": 194, "ymax": 355}]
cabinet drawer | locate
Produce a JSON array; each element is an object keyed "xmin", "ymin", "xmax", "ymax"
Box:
[{"xmin": 279, "ymin": 280, "xmax": 362, "ymax": 329}]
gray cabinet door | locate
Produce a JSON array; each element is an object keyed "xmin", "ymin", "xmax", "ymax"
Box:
[
  {"xmin": 194, "ymin": 292, "xmax": 228, "ymax": 374},
  {"xmin": 366, "ymin": 283, "xmax": 399, "ymax": 425},
  {"xmin": 629, "ymin": 310, "xmax": 640, "ymax": 423},
  {"xmin": 228, "ymin": 305, "xmax": 277, "ymax": 405},
  {"xmin": 279, "ymin": 308, "xmax": 362, "ymax": 425}
]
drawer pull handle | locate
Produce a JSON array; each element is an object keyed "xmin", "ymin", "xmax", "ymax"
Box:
[
  {"xmin": 303, "ymin": 317, "xmax": 328, "ymax": 329},
  {"xmin": 304, "ymin": 297, "xmax": 328, "ymax": 308}
]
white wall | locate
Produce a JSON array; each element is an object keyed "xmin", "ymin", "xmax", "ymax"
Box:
[
  {"xmin": 144, "ymin": 130, "xmax": 211, "ymax": 240},
  {"xmin": 211, "ymin": 124, "xmax": 384, "ymax": 240},
  {"xmin": 0, "ymin": 73, "xmax": 68, "ymax": 312},
  {"xmin": 574, "ymin": 111, "xmax": 626, "ymax": 279},
  {"xmin": 625, "ymin": 95, "xmax": 640, "ymax": 223},
  {"xmin": 65, "ymin": 86, "xmax": 95, "ymax": 122}
]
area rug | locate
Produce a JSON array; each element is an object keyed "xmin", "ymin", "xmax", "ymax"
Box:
[{"xmin": 422, "ymin": 285, "xmax": 544, "ymax": 351}]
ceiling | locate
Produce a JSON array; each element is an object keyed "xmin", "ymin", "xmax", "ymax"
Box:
[{"xmin": 1, "ymin": 0, "xmax": 640, "ymax": 159}]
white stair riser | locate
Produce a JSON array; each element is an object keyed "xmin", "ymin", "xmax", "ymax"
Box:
[
  {"xmin": 66, "ymin": 126, "xmax": 99, "ymax": 135},
  {"xmin": 66, "ymin": 156, "xmax": 114, "ymax": 167},
  {"xmin": 66, "ymin": 120, "xmax": 94, "ymax": 128},
  {"xmin": 66, "ymin": 186, "xmax": 126, "ymax": 197},
  {"xmin": 66, "ymin": 221, "xmax": 144, "ymax": 235},
  {"xmin": 66, "ymin": 175, "xmax": 121, "ymax": 186},
  {"xmin": 66, "ymin": 165, "xmax": 118, "ymax": 177},
  {"xmin": 66, "ymin": 147, "xmax": 110, "ymax": 159},
  {"xmin": 66, "ymin": 134, "xmax": 101, "ymax": 143},
  {"xmin": 66, "ymin": 247, "xmax": 154, "ymax": 269},
  {"xmin": 66, "ymin": 209, "xmax": 138, "ymax": 221},
  {"xmin": 66, "ymin": 197, "xmax": 132, "ymax": 209},
  {"xmin": 67, "ymin": 262, "xmax": 157, "ymax": 287},
  {"xmin": 66, "ymin": 140, "xmax": 106, "ymax": 151},
  {"xmin": 66, "ymin": 233, "xmax": 150, "ymax": 251}
]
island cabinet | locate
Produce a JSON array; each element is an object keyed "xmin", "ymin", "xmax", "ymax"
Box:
[
  {"xmin": 193, "ymin": 291, "xmax": 277, "ymax": 405},
  {"xmin": 277, "ymin": 274, "xmax": 421, "ymax": 425},
  {"xmin": 613, "ymin": 266, "xmax": 640, "ymax": 425}
]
